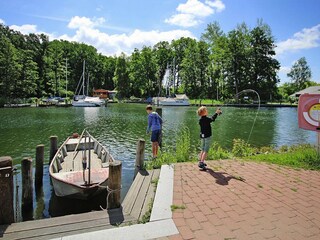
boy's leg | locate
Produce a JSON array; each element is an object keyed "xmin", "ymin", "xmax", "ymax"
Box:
[
  {"xmin": 200, "ymin": 151, "xmax": 207, "ymax": 162},
  {"xmin": 152, "ymin": 141, "xmax": 159, "ymax": 158}
]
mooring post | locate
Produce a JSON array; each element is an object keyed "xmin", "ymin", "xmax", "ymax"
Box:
[
  {"xmin": 156, "ymin": 107, "xmax": 162, "ymax": 118},
  {"xmin": 49, "ymin": 136, "xmax": 58, "ymax": 164},
  {"xmin": 0, "ymin": 156, "xmax": 14, "ymax": 224},
  {"xmin": 35, "ymin": 144, "xmax": 44, "ymax": 188},
  {"xmin": 156, "ymin": 107, "xmax": 163, "ymax": 149},
  {"xmin": 21, "ymin": 157, "xmax": 33, "ymax": 221},
  {"xmin": 108, "ymin": 160, "xmax": 122, "ymax": 209},
  {"xmin": 134, "ymin": 139, "xmax": 145, "ymax": 179}
]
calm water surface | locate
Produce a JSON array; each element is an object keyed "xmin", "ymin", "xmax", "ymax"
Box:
[{"xmin": 0, "ymin": 104, "xmax": 315, "ymax": 221}]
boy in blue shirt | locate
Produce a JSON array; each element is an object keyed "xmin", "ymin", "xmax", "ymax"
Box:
[{"xmin": 146, "ymin": 105, "xmax": 163, "ymax": 159}]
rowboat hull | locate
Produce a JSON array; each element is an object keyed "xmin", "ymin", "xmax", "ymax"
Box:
[{"xmin": 49, "ymin": 132, "xmax": 114, "ymax": 200}]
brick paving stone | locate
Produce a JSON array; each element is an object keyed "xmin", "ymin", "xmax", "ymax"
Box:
[
  {"xmin": 193, "ymin": 211, "xmax": 208, "ymax": 223},
  {"xmin": 185, "ymin": 218, "xmax": 201, "ymax": 231},
  {"xmin": 170, "ymin": 161, "xmax": 320, "ymax": 240}
]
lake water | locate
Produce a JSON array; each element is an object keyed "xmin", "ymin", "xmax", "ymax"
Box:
[{"xmin": 0, "ymin": 104, "xmax": 316, "ymax": 221}]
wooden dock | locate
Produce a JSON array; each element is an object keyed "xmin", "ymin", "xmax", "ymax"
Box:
[{"xmin": 0, "ymin": 169, "xmax": 160, "ymax": 240}]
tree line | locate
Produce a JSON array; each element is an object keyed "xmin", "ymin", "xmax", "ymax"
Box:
[{"xmin": 0, "ymin": 20, "xmax": 315, "ymax": 105}]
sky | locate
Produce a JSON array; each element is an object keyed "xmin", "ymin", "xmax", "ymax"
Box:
[{"xmin": 0, "ymin": 0, "xmax": 319, "ymax": 85}]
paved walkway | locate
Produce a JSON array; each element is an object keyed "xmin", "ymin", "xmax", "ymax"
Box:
[{"xmin": 167, "ymin": 160, "xmax": 320, "ymax": 240}]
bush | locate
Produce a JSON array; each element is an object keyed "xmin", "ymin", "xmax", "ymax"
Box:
[
  {"xmin": 175, "ymin": 127, "xmax": 193, "ymax": 162},
  {"xmin": 232, "ymin": 138, "xmax": 255, "ymax": 157},
  {"xmin": 0, "ymin": 97, "xmax": 6, "ymax": 107},
  {"xmin": 208, "ymin": 142, "xmax": 231, "ymax": 160}
]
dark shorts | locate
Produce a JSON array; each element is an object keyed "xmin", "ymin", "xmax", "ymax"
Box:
[{"xmin": 151, "ymin": 129, "xmax": 161, "ymax": 142}]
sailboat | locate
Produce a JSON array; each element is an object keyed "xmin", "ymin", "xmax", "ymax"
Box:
[
  {"xmin": 72, "ymin": 60, "xmax": 105, "ymax": 107},
  {"xmin": 155, "ymin": 68, "xmax": 190, "ymax": 106}
]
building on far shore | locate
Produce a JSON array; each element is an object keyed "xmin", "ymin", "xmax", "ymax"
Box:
[
  {"xmin": 290, "ymin": 86, "xmax": 320, "ymax": 98},
  {"xmin": 93, "ymin": 89, "xmax": 117, "ymax": 100}
]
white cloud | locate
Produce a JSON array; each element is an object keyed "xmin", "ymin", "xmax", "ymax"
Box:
[
  {"xmin": 57, "ymin": 16, "xmax": 196, "ymax": 56},
  {"xmin": 0, "ymin": 18, "xmax": 5, "ymax": 24},
  {"xmin": 205, "ymin": 0, "xmax": 225, "ymax": 12},
  {"xmin": 10, "ymin": 24, "xmax": 37, "ymax": 34},
  {"xmin": 278, "ymin": 66, "xmax": 291, "ymax": 74},
  {"xmin": 165, "ymin": 0, "xmax": 225, "ymax": 27},
  {"xmin": 7, "ymin": 16, "xmax": 196, "ymax": 56},
  {"xmin": 165, "ymin": 14, "xmax": 201, "ymax": 28},
  {"xmin": 68, "ymin": 16, "xmax": 105, "ymax": 29},
  {"xmin": 276, "ymin": 24, "xmax": 320, "ymax": 55},
  {"xmin": 177, "ymin": 0, "xmax": 213, "ymax": 17}
]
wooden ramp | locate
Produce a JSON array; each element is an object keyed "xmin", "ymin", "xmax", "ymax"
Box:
[
  {"xmin": 122, "ymin": 169, "xmax": 160, "ymax": 221},
  {"xmin": 0, "ymin": 169, "xmax": 160, "ymax": 240}
]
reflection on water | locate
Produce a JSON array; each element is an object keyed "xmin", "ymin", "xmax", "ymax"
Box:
[{"xmin": 0, "ymin": 104, "xmax": 316, "ymax": 221}]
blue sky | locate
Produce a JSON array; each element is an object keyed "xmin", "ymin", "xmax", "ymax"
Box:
[{"xmin": 0, "ymin": 0, "xmax": 319, "ymax": 85}]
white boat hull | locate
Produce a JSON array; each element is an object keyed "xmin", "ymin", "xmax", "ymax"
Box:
[
  {"xmin": 159, "ymin": 99, "xmax": 190, "ymax": 106},
  {"xmin": 72, "ymin": 96, "xmax": 105, "ymax": 107},
  {"xmin": 49, "ymin": 132, "xmax": 114, "ymax": 199}
]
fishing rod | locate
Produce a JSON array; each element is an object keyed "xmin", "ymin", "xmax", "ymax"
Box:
[{"xmin": 234, "ymin": 89, "xmax": 261, "ymax": 143}]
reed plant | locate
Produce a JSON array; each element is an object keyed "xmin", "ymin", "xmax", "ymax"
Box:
[{"xmin": 145, "ymin": 128, "xmax": 320, "ymax": 171}]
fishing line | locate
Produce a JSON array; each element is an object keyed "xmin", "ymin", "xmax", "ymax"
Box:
[{"xmin": 234, "ymin": 89, "xmax": 261, "ymax": 144}]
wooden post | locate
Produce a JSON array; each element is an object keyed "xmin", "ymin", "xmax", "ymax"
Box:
[
  {"xmin": 108, "ymin": 160, "xmax": 122, "ymax": 209},
  {"xmin": 134, "ymin": 139, "xmax": 145, "ymax": 179},
  {"xmin": 155, "ymin": 108, "xmax": 163, "ymax": 149},
  {"xmin": 49, "ymin": 136, "xmax": 58, "ymax": 164},
  {"xmin": 0, "ymin": 156, "xmax": 14, "ymax": 224},
  {"xmin": 156, "ymin": 107, "xmax": 162, "ymax": 118},
  {"xmin": 21, "ymin": 157, "xmax": 33, "ymax": 221},
  {"xmin": 35, "ymin": 144, "xmax": 44, "ymax": 188}
]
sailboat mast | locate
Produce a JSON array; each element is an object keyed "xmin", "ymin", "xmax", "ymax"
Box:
[
  {"xmin": 87, "ymin": 73, "xmax": 89, "ymax": 96},
  {"xmin": 65, "ymin": 58, "xmax": 68, "ymax": 98},
  {"xmin": 83, "ymin": 60, "xmax": 86, "ymax": 96}
]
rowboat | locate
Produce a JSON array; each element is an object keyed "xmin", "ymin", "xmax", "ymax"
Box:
[{"xmin": 49, "ymin": 130, "xmax": 114, "ymax": 199}]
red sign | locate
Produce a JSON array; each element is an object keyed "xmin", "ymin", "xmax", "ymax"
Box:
[{"xmin": 298, "ymin": 93, "xmax": 320, "ymax": 132}]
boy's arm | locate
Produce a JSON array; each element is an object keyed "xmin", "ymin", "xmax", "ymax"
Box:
[
  {"xmin": 211, "ymin": 113, "xmax": 218, "ymax": 121},
  {"xmin": 211, "ymin": 108, "xmax": 222, "ymax": 121}
]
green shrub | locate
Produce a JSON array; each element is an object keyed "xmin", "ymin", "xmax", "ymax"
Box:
[
  {"xmin": 208, "ymin": 142, "xmax": 231, "ymax": 160},
  {"xmin": 175, "ymin": 127, "xmax": 192, "ymax": 162},
  {"xmin": 232, "ymin": 139, "xmax": 255, "ymax": 157}
]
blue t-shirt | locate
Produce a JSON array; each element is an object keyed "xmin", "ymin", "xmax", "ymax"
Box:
[{"xmin": 147, "ymin": 112, "xmax": 162, "ymax": 132}]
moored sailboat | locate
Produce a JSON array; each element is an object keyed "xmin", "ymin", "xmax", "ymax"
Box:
[{"xmin": 72, "ymin": 60, "xmax": 105, "ymax": 107}]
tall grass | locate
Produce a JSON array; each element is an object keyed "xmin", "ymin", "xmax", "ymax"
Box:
[{"xmin": 145, "ymin": 128, "xmax": 320, "ymax": 170}]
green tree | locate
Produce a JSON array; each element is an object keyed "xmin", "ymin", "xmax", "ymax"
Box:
[
  {"xmin": 114, "ymin": 53, "xmax": 130, "ymax": 98},
  {"xmin": 287, "ymin": 57, "xmax": 312, "ymax": 92},
  {"xmin": 0, "ymin": 36, "xmax": 21, "ymax": 102},
  {"xmin": 248, "ymin": 21, "xmax": 280, "ymax": 100},
  {"xmin": 16, "ymin": 49, "xmax": 38, "ymax": 98}
]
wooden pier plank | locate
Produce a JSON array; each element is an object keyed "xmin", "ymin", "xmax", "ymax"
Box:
[
  {"xmin": 130, "ymin": 171, "xmax": 153, "ymax": 219},
  {"xmin": 0, "ymin": 169, "xmax": 160, "ymax": 240},
  {"xmin": 122, "ymin": 169, "xmax": 160, "ymax": 221},
  {"xmin": 140, "ymin": 169, "xmax": 160, "ymax": 220},
  {"xmin": 1, "ymin": 209, "xmax": 135, "ymax": 240},
  {"xmin": 121, "ymin": 171, "xmax": 145, "ymax": 215}
]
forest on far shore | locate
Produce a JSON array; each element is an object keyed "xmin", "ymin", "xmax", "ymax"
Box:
[{"xmin": 0, "ymin": 20, "xmax": 315, "ymax": 105}]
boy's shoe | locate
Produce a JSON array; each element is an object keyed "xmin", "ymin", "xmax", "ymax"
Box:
[{"xmin": 198, "ymin": 161, "xmax": 205, "ymax": 169}]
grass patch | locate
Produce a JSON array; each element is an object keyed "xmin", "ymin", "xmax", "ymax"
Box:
[
  {"xmin": 139, "ymin": 198, "xmax": 154, "ymax": 224},
  {"xmin": 248, "ymin": 144, "xmax": 320, "ymax": 170},
  {"xmin": 171, "ymin": 204, "xmax": 186, "ymax": 211},
  {"xmin": 189, "ymin": 99, "xmax": 223, "ymax": 105}
]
